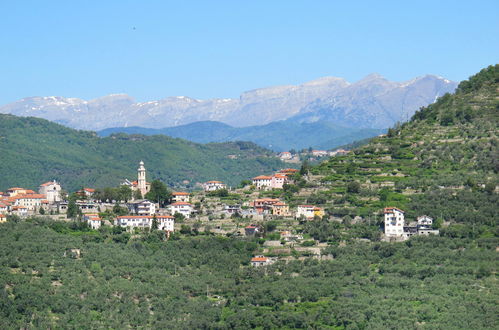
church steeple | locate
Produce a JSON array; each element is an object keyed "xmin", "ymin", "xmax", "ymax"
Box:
[{"xmin": 137, "ymin": 161, "xmax": 147, "ymax": 196}]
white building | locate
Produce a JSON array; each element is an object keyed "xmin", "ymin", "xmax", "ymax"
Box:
[
  {"xmin": 250, "ymin": 255, "xmax": 274, "ymax": 267},
  {"xmin": 384, "ymin": 207, "xmax": 405, "ymax": 238},
  {"xmin": 279, "ymin": 152, "xmax": 292, "ymax": 160},
  {"xmin": 169, "ymin": 202, "xmax": 193, "ymax": 217},
  {"xmin": 203, "ymin": 181, "xmax": 227, "ymax": 192},
  {"xmin": 252, "ymin": 174, "xmax": 288, "ymax": 190},
  {"xmin": 417, "ymin": 215, "xmax": 433, "ymax": 227},
  {"xmin": 115, "ymin": 215, "xmax": 174, "ymax": 231},
  {"xmin": 84, "ymin": 214, "xmax": 102, "ymax": 230},
  {"xmin": 171, "ymin": 192, "xmax": 190, "ymax": 203},
  {"xmin": 38, "ymin": 181, "xmax": 62, "ymax": 203},
  {"xmin": 128, "ymin": 199, "xmax": 156, "ymax": 216},
  {"xmin": 296, "ymin": 205, "xmax": 315, "ymax": 220},
  {"xmin": 252, "ymin": 175, "xmax": 272, "ymax": 189}
]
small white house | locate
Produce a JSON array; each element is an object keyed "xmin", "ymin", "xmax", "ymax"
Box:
[
  {"xmin": 296, "ymin": 205, "xmax": 315, "ymax": 220},
  {"xmin": 203, "ymin": 181, "xmax": 227, "ymax": 192},
  {"xmin": 250, "ymin": 255, "xmax": 274, "ymax": 267},
  {"xmin": 171, "ymin": 192, "xmax": 190, "ymax": 203},
  {"xmin": 169, "ymin": 202, "xmax": 193, "ymax": 217},
  {"xmin": 84, "ymin": 214, "xmax": 102, "ymax": 230},
  {"xmin": 128, "ymin": 199, "xmax": 156, "ymax": 216},
  {"xmin": 115, "ymin": 215, "xmax": 174, "ymax": 231}
]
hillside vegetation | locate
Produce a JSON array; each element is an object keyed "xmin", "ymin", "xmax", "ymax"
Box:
[
  {"xmin": 0, "ymin": 116, "xmax": 288, "ymax": 191},
  {"xmin": 297, "ymin": 65, "xmax": 498, "ymax": 226}
]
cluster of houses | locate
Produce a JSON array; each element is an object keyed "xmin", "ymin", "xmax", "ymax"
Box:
[
  {"xmin": 252, "ymin": 168, "xmax": 298, "ymax": 190},
  {"xmin": 384, "ymin": 207, "xmax": 439, "ymax": 241}
]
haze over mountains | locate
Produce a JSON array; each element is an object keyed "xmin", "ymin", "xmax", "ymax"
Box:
[{"xmin": 0, "ymin": 74, "xmax": 457, "ymax": 132}]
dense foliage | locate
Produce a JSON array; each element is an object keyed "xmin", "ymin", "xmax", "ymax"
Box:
[
  {"xmin": 0, "ymin": 219, "xmax": 496, "ymax": 328},
  {"xmin": 0, "ymin": 117, "xmax": 288, "ymax": 191}
]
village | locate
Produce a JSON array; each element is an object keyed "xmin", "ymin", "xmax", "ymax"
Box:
[{"xmin": 0, "ymin": 160, "xmax": 439, "ymax": 266}]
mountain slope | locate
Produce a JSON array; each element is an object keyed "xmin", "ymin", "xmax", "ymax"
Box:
[
  {"xmin": 0, "ymin": 75, "xmax": 456, "ymax": 131},
  {"xmin": 281, "ymin": 65, "xmax": 498, "ymax": 227},
  {"xmin": 98, "ymin": 120, "xmax": 384, "ymax": 151},
  {"xmin": 0, "ymin": 115, "xmax": 289, "ymax": 191}
]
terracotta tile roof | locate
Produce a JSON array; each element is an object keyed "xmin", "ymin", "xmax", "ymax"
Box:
[
  {"xmin": 253, "ymin": 175, "xmax": 272, "ymax": 180},
  {"xmin": 8, "ymin": 187, "xmax": 25, "ymax": 191},
  {"xmin": 251, "ymin": 257, "xmax": 268, "ymax": 262},
  {"xmin": 384, "ymin": 207, "xmax": 404, "ymax": 214},
  {"xmin": 273, "ymin": 202, "xmax": 287, "ymax": 206},
  {"xmin": 40, "ymin": 181, "xmax": 54, "ymax": 186},
  {"xmin": 206, "ymin": 180, "xmax": 223, "ymax": 184},
  {"xmin": 172, "ymin": 192, "xmax": 189, "ymax": 196},
  {"xmin": 16, "ymin": 194, "xmax": 46, "ymax": 199},
  {"xmin": 170, "ymin": 202, "xmax": 192, "ymax": 206},
  {"xmin": 84, "ymin": 188, "xmax": 95, "ymax": 192},
  {"xmin": 117, "ymin": 215, "xmax": 173, "ymax": 219}
]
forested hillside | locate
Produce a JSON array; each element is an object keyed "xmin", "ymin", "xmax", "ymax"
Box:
[
  {"xmin": 0, "ymin": 115, "xmax": 288, "ymax": 191},
  {"xmin": 0, "ymin": 219, "xmax": 496, "ymax": 328}
]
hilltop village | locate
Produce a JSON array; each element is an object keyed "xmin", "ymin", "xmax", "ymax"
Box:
[{"xmin": 0, "ymin": 159, "xmax": 440, "ymax": 263}]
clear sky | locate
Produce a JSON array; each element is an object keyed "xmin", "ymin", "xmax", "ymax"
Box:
[{"xmin": 0, "ymin": 0, "xmax": 498, "ymax": 104}]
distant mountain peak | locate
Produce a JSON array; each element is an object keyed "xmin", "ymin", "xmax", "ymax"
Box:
[{"xmin": 0, "ymin": 73, "xmax": 457, "ymax": 131}]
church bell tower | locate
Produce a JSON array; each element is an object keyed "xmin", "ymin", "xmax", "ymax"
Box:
[{"xmin": 137, "ymin": 161, "xmax": 147, "ymax": 197}]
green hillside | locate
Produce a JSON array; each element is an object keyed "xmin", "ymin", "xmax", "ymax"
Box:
[
  {"xmin": 292, "ymin": 65, "xmax": 498, "ymax": 229},
  {"xmin": 0, "ymin": 116, "xmax": 289, "ymax": 191}
]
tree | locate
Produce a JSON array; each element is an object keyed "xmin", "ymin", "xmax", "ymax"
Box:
[
  {"xmin": 133, "ymin": 190, "xmax": 143, "ymax": 200},
  {"xmin": 67, "ymin": 197, "xmax": 79, "ymax": 219},
  {"xmin": 300, "ymin": 160, "xmax": 310, "ymax": 176},
  {"xmin": 347, "ymin": 181, "xmax": 361, "ymax": 194},
  {"xmin": 145, "ymin": 180, "xmax": 171, "ymax": 207},
  {"xmin": 117, "ymin": 185, "xmax": 132, "ymax": 202},
  {"xmin": 38, "ymin": 207, "xmax": 45, "ymax": 215},
  {"xmin": 151, "ymin": 214, "xmax": 158, "ymax": 230}
]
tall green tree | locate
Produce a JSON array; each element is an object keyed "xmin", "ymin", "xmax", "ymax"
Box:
[{"xmin": 145, "ymin": 180, "xmax": 171, "ymax": 207}]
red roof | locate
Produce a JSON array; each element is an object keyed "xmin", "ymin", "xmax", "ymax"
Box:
[
  {"xmin": 253, "ymin": 175, "xmax": 272, "ymax": 180},
  {"xmin": 40, "ymin": 181, "xmax": 54, "ymax": 186},
  {"xmin": 384, "ymin": 207, "xmax": 404, "ymax": 214},
  {"xmin": 206, "ymin": 180, "xmax": 223, "ymax": 184},
  {"xmin": 172, "ymin": 192, "xmax": 189, "ymax": 196},
  {"xmin": 84, "ymin": 188, "xmax": 95, "ymax": 192},
  {"xmin": 273, "ymin": 202, "xmax": 287, "ymax": 206},
  {"xmin": 14, "ymin": 194, "xmax": 46, "ymax": 199},
  {"xmin": 117, "ymin": 215, "xmax": 174, "ymax": 219},
  {"xmin": 280, "ymin": 168, "xmax": 298, "ymax": 173},
  {"xmin": 251, "ymin": 257, "xmax": 268, "ymax": 262},
  {"xmin": 170, "ymin": 202, "xmax": 192, "ymax": 206}
]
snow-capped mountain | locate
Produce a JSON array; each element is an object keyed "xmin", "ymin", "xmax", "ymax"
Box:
[{"xmin": 0, "ymin": 74, "xmax": 457, "ymax": 131}]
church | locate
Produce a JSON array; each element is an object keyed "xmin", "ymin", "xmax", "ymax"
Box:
[{"xmin": 122, "ymin": 161, "xmax": 151, "ymax": 198}]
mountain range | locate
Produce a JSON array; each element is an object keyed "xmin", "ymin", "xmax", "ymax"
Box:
[
  {"xmin": 98, "ymin": 121, "xmax": 385, "ymax": 152},
  {"xmin": 0, "ymin": 74, "xmax": 457, "ymax": 133}
]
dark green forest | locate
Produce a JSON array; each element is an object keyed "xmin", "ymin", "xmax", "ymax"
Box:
[{"xmin": 0, "ymin": 116, "xmax": 288, "ymax": 191}]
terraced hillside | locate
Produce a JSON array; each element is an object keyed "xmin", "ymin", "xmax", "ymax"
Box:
[{"xmin": 267, "ymin": 65, "xmax": 498, "ymax": 232}]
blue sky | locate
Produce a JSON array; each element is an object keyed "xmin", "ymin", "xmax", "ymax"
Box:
[{"xmin": 0, "ymin": 0, "xmax": 497, "ymax": 104}]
